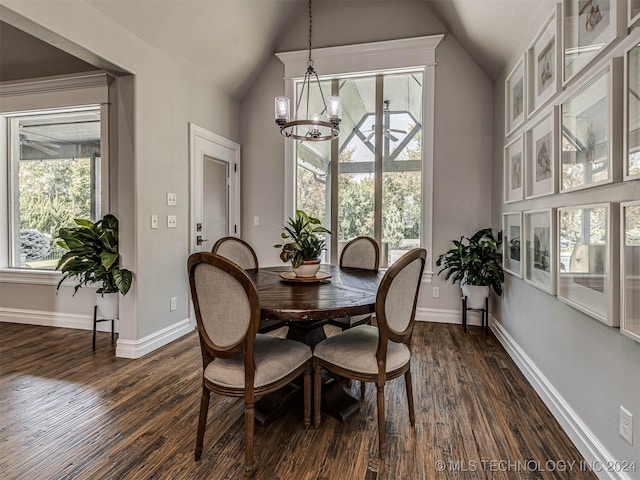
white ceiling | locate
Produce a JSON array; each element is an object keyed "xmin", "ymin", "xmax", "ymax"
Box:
[{"xmin": 5, "ymin": 0, "xmax": 559, "ymax": 100}]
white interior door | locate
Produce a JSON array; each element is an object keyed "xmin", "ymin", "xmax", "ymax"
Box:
[{"xmin": 189, "ymin": 123, "xmax": 241, "ymax": 255}]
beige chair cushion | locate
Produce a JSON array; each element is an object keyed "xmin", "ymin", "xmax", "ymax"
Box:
[
  {"xmin": 341, "ymin": 238, "xmax": 377, "ymax": 270},
  {"xmin": 204, "ymin": 334, "xmax": 311, "ymax": 388},
  {"xmin": 215, "ymin": 240, "xmax": 257, "ymax": 270},
  {"xmin": 314, "ymin": 325, "xmax": 410, "ymax": 375}
]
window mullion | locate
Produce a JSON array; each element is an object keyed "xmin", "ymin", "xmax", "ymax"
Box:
[{"xmin": 374, "ymin": 75, "xmax": 384, "ymax": 267}]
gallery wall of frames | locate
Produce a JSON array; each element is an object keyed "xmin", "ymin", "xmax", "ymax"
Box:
[{"xmin": 502, "ymin": 0, "xmax": 640, "ymax": 343}]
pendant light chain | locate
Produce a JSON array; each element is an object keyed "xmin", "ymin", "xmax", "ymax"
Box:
[{"xmin": 308, "ymin": 0, "xmax": 313, "ymax": 68}]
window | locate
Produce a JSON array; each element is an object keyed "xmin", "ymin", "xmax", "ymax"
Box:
[
  {"xmin": 279, "ymin": 35, "xmax": 442, "ymax": 273},
  {"xmin": 296, "ymin": 71, "xmax": 424, "ymax": 267},
  {"xmin": 6, "ymin": 108, "xmax": 103, "ymax": 270}
]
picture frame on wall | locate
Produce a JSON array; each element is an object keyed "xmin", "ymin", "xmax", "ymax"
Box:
[
  {"xmin": 525, "ymin": 107, "xmax": 558, "ymax": 199},
  {"xmin": 524, "ymin": 209, "xmax": 556, "ymax": 294},
  {"xmin": 624, "ymin": 41, "xmax": 640, "ymax": 180},
  {"xmin": 560, "ymin": 59, "xmax": 622, "ymax": 193},
  {"xmin": 505, "ymin": 55, "xmax": 526, "ymax": 136},
  {"xmin": 621, "ymin": 201, "xmax": 640, "ymax": 343},
  {"xmin": 527, "ymin": 4, "xmax": 561, "ymax": 116},
  {"xmin": 629, "ymin": 0, "xmax": 640, "ymax": 27},
  {"xmin": 504, "ymin": 135, "xmax": 524, "ymax": 203},
  {"xmin": 503, "ymin": 212, "xmax": 522, "ymax": 277},
  {"xmin": 558, "ymin": 203, "xmax": 619, "ymax": 326},
  {"xmin": 562, "ymin": 0, "xmax": 624, "ymax": 84}
]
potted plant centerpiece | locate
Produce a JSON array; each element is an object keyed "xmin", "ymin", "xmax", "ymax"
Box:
[
  {"xmin": 436, "ymin": 228, "xmax": 504, "ymax": 308},
  {"xmin": 55, "ymin": 213, "xmax": 133, "ymax": 319},
  {"xmin": 275, "ymin": 210, "xmax": 331, "ymax": 277}
]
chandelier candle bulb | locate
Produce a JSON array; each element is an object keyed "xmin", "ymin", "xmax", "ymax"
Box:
[
  {"xmin": 328, "ymin": 96, "xmax": 342, "ymax": 122},
  {"xmin": 275, "ymin": 97, "xmax": 290, "ymax": 125}
]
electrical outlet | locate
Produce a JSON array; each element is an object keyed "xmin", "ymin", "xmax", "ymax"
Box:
[
  {"xmin": 167, "ymin": 193, "xmax": 177, "ymax": 206},
  {"xmin": 167, "ymin": 215, "xmax": 177, "ymax": 228},
  {"xmin": 619, "ymin": 406, "xmax": 634, "ymax": 445},
  {"xmin": 170, "ymin": 297, "xmax": 177, "ymax": 312},
  {"xmin": 254, "ymin": 216, "xmax": 260, "ymax": 226},
  {"xmin": 151, "ymin": 215, "xmax": 158, "ymax": 229},
  {"xmin": 433, "ymin": 287, "xmax": 440, "ymax": 298}
]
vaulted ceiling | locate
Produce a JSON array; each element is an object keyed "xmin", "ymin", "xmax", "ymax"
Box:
[{"xmin": 1, "ymin": 0, "xmax": 558, "ymax": 101}]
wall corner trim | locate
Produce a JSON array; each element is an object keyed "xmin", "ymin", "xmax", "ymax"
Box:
[
  {"xmin": 491, "ymin": 319, "xmax": 631, "ymax": 480},
  {"xmin": 115, "ymin": 318, "xmax": 194, "ymax": 359}
]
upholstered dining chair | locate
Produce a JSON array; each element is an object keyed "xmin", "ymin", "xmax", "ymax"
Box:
[
  {"xmin": 313, "ymin": 248, "xmax": 426, "ymax": 459},
  {"xmin": 188, "ymin": 253, "xmax": 312, "ymax": 477},
  {"xmin": 212, "ymin": 236, "xmax": 259, "ymax": 270},
  {"xmin": 328, "ymin": 236, "xmax": 380, "ymax": 331}
]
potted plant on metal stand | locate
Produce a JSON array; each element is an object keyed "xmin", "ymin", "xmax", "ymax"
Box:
[
  {"xmin": 436, "ymin": 228, "xmax": 504, "ymax": 309},
  {"xmin": 55, "ymin": 213, "xmax": 133, "ymax": 319},
  {"xmin": 274, "ymin": 210, "xmax": 331, "ymax": 277}
]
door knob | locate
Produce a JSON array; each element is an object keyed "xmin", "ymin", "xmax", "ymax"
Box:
[{"xmin": 196, "ymin": 235, "xmax": 209, "ymax": 245}]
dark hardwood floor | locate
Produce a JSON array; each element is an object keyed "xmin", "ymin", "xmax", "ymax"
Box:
[{"xmin": 0, "ymin": 321, "xmax": 595, "ymax": 479}]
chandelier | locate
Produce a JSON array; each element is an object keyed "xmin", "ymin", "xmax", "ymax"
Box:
[{"xmin": 274, "ymin": 0, "xmax": 341, "ymax": 141}]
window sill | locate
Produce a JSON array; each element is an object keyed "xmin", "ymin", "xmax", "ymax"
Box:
[{"xmin": 0, "ymin": 268, "xmax": 91, "ymax": 287}]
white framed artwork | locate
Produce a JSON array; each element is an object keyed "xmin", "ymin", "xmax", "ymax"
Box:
[
  {"xmin": 630, "ymin": 0, "xmax": 640, "ymax": 27},
  {"xmin": 525, "ymin": 107, "xmax": 558, "ymax": 199},
  {"xmin": 621, "ymin": 201, "xmax": 640, "ymax": 342},
  {"xmin": 524, "ymin": 209, "xmax": 556, "ymax": 294},
  {"xmin": 504, "ymin": 135, "xmax": 524, "ymax": 203},
  {"xmin": 560, "ymin": 59, "xmax": 622, "ymax": 193},
  {"xmin": 558, "ymin": 203, "xmax": 619, "ymax": 326},
  {"xmin": 562, "ymin": 0, "xmax": 625, "ymax": 85},
  {"xmin": 503, "ymin": 212, "xmax": 522, "ymax": 277},
  {"xmin": 527, "ymin": 4, "xmax": 561, "ymax": 116},
  {"xmin": 624, "ymin": 41, "xmax": 640, "ymax": 180},
  {"xmin": 505, "ymin": 55, "xmax": 526, "ymax": 136}
]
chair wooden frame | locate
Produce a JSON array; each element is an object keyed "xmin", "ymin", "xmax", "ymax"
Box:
[
  {"xmin": 212, "ymin": 236, "xmax": 259, "ymax": 270},
  {"xmin": 313, "ymin": 248, "xmax": 426, "ymax": 459},
  {"xmin": 188, "ymin": 253, "xmax": 311, "ymax": 477},
  {"xmin": 328, "ymin": 236, "xmax": 380, "ymax": 331}
]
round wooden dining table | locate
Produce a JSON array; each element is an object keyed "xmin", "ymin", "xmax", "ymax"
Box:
[
  {"xmin": 246, "ymin": 264, "xmax": 383, "ymax": 346},
  {"xmin": 245, "ymin": 264, "xmax": 384, "ymax": 425}
]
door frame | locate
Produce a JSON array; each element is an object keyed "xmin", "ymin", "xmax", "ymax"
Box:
[{"xmin": 189, "ymin": 123, "xmax": 241, "ymax": 252}]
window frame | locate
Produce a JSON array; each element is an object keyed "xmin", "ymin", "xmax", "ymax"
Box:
[
  {"xmin": 0, "ymin": 73, "xmax": 110, "ymax": 285},
  {"xmin": 276, "ymin": 35, "xmax": 443, "ymax": 281}
]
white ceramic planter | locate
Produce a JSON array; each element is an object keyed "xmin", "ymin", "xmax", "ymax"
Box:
[
  {"xmin": 461, "ymin": 284, "xmax": 489, "ymax": 310},
  {"xmin": 96, "ymin": 292, "xmax": 119, "ymax": 319},
  {"xmin": 293, "ymin": 260, "xmax": 321, "ymax": 278}
]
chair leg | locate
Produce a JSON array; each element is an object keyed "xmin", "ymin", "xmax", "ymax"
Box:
[
  {"xmin": 304, "ymin": 364, "xmax": 311, "ymax": 429},
  {"xmin": 313, "ymin": 360, "xmax": 322, "ymax": 428},
  {"xmin": 360, "ymin": 381, "xmax": 365, "ymax": 400},
  {"xmin": 376, "ymin": 383, "xmax": 386, "ymax": 459},
  {"xmin": 195, "ymin": 386, "xmax": 210, "ymax": 461},
  {"xmin": 404, "ymin": 369, "xmax": 415, "ymax": 426},
  {"xmin": 245, "ymin": 401, "xmax": 255, "ymax": 478}
]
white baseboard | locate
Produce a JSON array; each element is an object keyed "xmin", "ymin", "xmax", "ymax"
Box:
[
  {"xmin": 491, "ymin": 318, "xmax": 630, "ymax": 480},
  {"xmin": 415, "ymin": 306, "xmax": 485, "ymax": 326},
  {"xmin": 0, "ymin": 307, "xmax": 118, "ymax": 333},
  {"xmin": 115, "ymin": 318, "xmax": 194, "ymax": 359}
]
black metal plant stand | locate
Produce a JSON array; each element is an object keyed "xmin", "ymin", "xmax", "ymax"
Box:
[
  {"xmin": 461, "ymin": 296, "xmax": 489, "ymax": 334},
  {"xmin": 93, "ymin": 305, "xmax": 115, "ymax": 350}
]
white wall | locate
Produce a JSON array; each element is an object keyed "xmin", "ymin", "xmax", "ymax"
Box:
[
  {"xmin": 240, "ymin": 0, "xmax": 494, "ymax": 316},
  {"xmin": 0, "ymin": 0, "xmax": 240, "ymax": 355},
  {"xmin": 492, "ymin": 15, "xmax": 640, "ymax": 478}
]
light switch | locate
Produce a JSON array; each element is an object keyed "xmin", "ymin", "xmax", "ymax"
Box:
[
  {"xmin": 167, "ymin": 193, "xmax": 177, "ymax": 206},
  {"xmin": 167, "ymin": 215, "xmax": 177, "ymax": 228},
  {"xmin": 151, "ymin": 215, "xmax": 158, "ymax": 229}
]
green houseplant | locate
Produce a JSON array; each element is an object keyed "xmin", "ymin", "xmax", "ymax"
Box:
[
  {"xmin": 436, "ymin": 228, "xmax": 504, "ymax": 308},
  {"xmin": 274, "ymin": 210, "xmax": 331, "ymax": 277},
  {"xmin": 55, "ymin": 214, "xmax": 133, "ymax": 318}
]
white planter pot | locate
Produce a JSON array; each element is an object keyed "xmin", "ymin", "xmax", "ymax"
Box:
[
  {"xmin": 461, "ymin": 284, "xmax": 489, "ymax": 310},
  {"xmin": 96, "ymin": 292, "xmax": 119, "ymax": 319},
  {"xmin": 293, "ymin": 260, "xmax": 321, "ymax": 278}
]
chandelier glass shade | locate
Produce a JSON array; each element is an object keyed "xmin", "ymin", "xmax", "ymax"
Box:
[{"xmin": 274, "ymin": 0, "xmax": 341, "ymax": 141}]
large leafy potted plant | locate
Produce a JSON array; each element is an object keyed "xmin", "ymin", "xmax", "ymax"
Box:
[
  {"xmin": 274, "ymin": 210, "xmax": 331, "ymax": 277},
  {"xmin": 55, "ymin": 213, "xmax": 133, "ymax": 319},
  {"xmin": 436, "ymin": 228, "xmax": 504, "ymax": 308}
]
